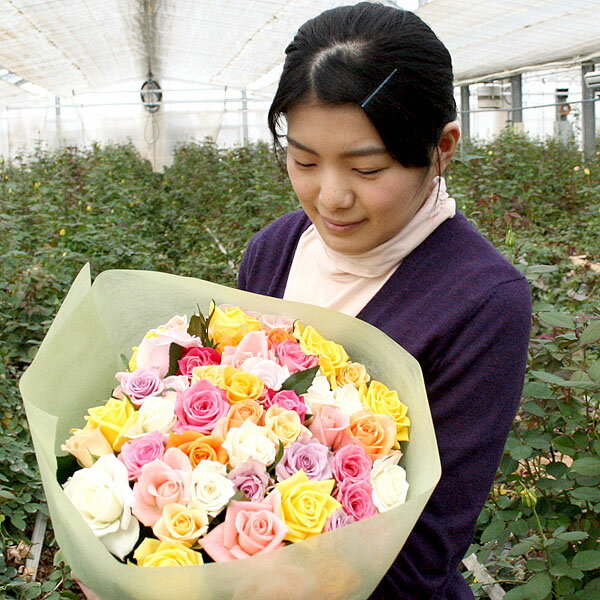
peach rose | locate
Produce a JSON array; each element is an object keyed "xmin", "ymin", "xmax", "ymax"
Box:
[
  {"xmin": 308, "ymin": 405, "xmax": 353, "ymax": 451},
  {"xmin": 264, "ymin": 405, "xmax": 305, "ymax": 448},
  {"xmin": 335, "ymin": 362, "xmax": 370, "ymax": 389},
  {"xmin": 152, "ymin": 501, "xmax": 209, "ymax": 546},
  {"xmin": 61, "ymin": 427, "xmax": 113, "ymax": 468},
  {"xmin": 349, "ymin": 411, "xmax": 397, "ymax": 459},
  {"xmin": 361, "ymin": 381, "xmax": 410, "ymax": 442},
  {"xmin": 166, "ymin": 430, "xmax": 228, "ymax": 468},
  {"xmin": 214, "ymin": 399, "xmax": 265, "ymax": 438},
  {"xmin": 267, "ymin": 327, "xmax": 296, "ymax": 347}
]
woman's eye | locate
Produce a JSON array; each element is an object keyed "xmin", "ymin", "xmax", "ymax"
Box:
[
  {"xmin": 355, "ymin": 168, "xmax": 384, "ymax": 175},
  {"xmin": 294, "ymin": 160, "xmax": 316, "ymax": 168}
]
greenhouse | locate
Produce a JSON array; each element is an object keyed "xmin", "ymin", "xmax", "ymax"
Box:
[{"xmin": 1, "ymin": 1, "xmax": 600, "ymax": 599}]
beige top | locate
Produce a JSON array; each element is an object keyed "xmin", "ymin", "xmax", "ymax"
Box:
[{"xmin": 283, "ymin": 176, "xmax": 456, "ymax": 316}]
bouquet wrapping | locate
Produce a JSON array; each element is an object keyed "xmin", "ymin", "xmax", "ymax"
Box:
[{"xmin": 20, "ymin": 265, "xmax": 440, "ymax": 600}]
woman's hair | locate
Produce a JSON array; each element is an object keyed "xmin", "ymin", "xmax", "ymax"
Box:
[{"xmin": 268, "ymin": 2, "xmax": 456, "ymax": 168}]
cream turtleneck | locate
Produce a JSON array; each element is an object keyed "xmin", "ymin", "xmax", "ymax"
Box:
[{"xmin": 283, "ymin": 176, "xmax": 456, "ymax": 316}]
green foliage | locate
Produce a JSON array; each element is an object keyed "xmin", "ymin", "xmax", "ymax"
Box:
[{"xmin": 1, "ymin": 133, "xmax": 598, "ymax": 597}]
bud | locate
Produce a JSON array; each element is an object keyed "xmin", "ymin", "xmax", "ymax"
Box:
[
  {"xmin": 519, "ymin": 486, "xmax": 538, "ymax": 508},
  {"xmin": 505, "ymin": 228, "xmax": 515, "ymax": 247}
]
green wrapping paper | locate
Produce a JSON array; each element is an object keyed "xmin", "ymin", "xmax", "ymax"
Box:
[{"xmin": 20, "ymin": 265, "xmax": 441, "ymax": 600}]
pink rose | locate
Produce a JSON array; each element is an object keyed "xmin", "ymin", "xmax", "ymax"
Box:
[
  {"xmin": 177, "ymin": 347, "xmax": 221, "ymax": 377},
  {"xmin": 136, "ymin": 329, "xmax": 201, "ymax": 378},
  {"xmin": 115, "ymin": 368, "xmax": 163, "ymax": 406},
  {"xmin": 331, "ymin": 443, "xmax": 372, "ymax": 483},
  {"xmin": 201, "ymin": 490, "xmax": 287, "ymax": 561},
  {"xmin": 132, "ymin": 447, "xmax": 192, "ymax": 526},
  {"xmin": 259, "ymin": 314, "xmax": 295, "ymax": 332},
  {"xmin": 221, "ymin": 331, "xmax": 271, "ymax": 368},
  {"xmin": 275, "ymin": 437, "xmax": 332, "ymax": 482},
  {"xmin": 275, "ymin": 340, "xmax": 319, "ymax": 374},
  {"xmin": 241, "ymin": 357, "xmax": 289, "ymax": 391},
  {"xmin": 264, "ymin": 389, "xmax": 307, "ymax": 423},
  {"xmin": 334, "ymin": 479, "xmax": 378, "ymax": 521},
  {"xmin": 308, "ymin": 405, "xmax": 353, "ymax": 450},
  {"xmin": 174, "ymin": 379, "xmax": 229, "ymax": 434},
  {"xmin": 118, "ymin": 431, "xmax": 166, "ymax": 481}
]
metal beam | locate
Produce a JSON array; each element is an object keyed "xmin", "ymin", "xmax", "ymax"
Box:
[
  {"xmin": 582, "ymin": 62, "xmax": 596, "ymax": 160},
  {"xmin": 460, "ymin": 85, "xmax": 470, "ymax": 141},
  {"xmin": 510, "ymin": 74, "xmax": 523, "ymax": 123}
]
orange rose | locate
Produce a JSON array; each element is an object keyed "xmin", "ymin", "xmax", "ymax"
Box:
[
  {"xmin": 349, "ymin": 411, "xmax": 396, "ymax": 459},
  {"xmin": 267, "ymin": 328, "xmax": 296, "ymax": 347},
  {"xmin": 166, "ymin": 431, "xmax": 228, "ymax": 468}
]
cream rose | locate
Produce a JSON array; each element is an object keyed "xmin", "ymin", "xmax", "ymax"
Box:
[
  {"xmin": 302, "ymin": 374, "xmax": 335, "ymax": 413},
  {"xmin": 370, "ymin": 452, "xmax": 409, "ymax": 512},
  {"xmin": 126, "ymin": 394, "xmax": 177, "ymax": 438},
  {"xmin": 152, "ymin": 501, "xmax": 209, "ymax": 546},
  {"xmin": 61, "ymin": 427, "xmax": 113, "ymax": 468},
  {"xmin": 63, "ymin": 454, "xmax": 139, "ymax": 559},
  {"xmin": 333, "ymin": 384, "xmax": 365, "ymax": 416},
  {"xmin": 264, "ymin": 405, "xmax": 306, "ymax": 448},
  {"xmin": 222, "ymin": 420, "xmax": 278, "ymax": 468},
  {"xmin": 190, "ymin": 460, "xmax": 235, "ymax": 517}
]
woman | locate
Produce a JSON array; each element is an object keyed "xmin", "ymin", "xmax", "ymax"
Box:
[{"xmin": 237, "ymin": 3, "xmax": 531, "ymax": 599}]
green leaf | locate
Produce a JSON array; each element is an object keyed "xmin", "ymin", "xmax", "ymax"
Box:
[
  {"xmin": 571, "ymin": 456, "xmax": 600, "ymax": 477},
  {"xmin": 0, "ymin": 488, "xmax": 17, "ymax": 501},
  {"xmin": 119, "ymin": 353, "xmax": 130, "ymax": 369},
  {"xmin": 525, "ymin": 559, "xmax": 547, "ymax": 572},
  {"xmin": 540, "ymin": 311, "xmax": 576, "ymax": 330},
  {"xmin": 545, "ymin": 462, "xmax": 568, "ymax": 478},
  {"xmin": 509, "ymin": 540, "xmax": 539, "ymax": 555},
  {"xmin": 570, "ymin": 487, "xmax": 600, "ymax": 502},
  {"xmin": 580, "ymin": 320, "xmax": 600, "ymax": 345},
  {"xmin": 589, "ymin": 359, "xmax": 600, "ymax": 383},
  {"xmin": 187, "ymin": 314, "xmax": 203, "ymax": 337},
  {"xmin": 530, "ymin": 370, "xmax": 568, "ymax": 385},
  {"xmin": 521, "ymin": 401, "xmax": 547, "ymax": 417},
  {"xmin": 281, "ymin": 365, "xmax": 320, "ymax": 395},
  {"xmin": 167, "ymin": 342, "xmax": 184, "ymax": 377},
  {"xmin": 480, "ymin": 519, "xmax": 505, "ymax": 543},
  {"xmin": 523, "ymin": 381, "xmax": 553, "ymax": 399},
  {"xmin": 571, "ymin": 550, "xmax": 600, "ymax": 571},
  {"xmin": 504, "ymin": 573, "xmax": 552, "ymax": 600},
  {"xmin": 510, "ymin": 445, "xmax": 533, "ymax": 460},
  {"xmin": 555, "ymin": 531, "xmax": 589, "ymax": 542}
]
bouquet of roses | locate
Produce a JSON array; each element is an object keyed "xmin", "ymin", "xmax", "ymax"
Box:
[
  {"xmin": 21, "ymin": 266, "xmax": 439, "ymax": 600},
  {"xmin": 59, "ymin": 302, "xmax": 411, "ymax": 567}
]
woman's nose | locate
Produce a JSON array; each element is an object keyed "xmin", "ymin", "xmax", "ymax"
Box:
[{"xmin": 317, "ymin": 174, "xmax": 354, "ymax": 211}]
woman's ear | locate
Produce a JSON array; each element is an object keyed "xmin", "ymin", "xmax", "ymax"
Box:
[{"xmin": 435, "ymin": 121, "xmax": 461, "ymax": 174}]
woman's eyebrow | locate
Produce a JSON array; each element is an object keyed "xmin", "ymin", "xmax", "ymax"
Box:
[{"xmin": 286, "ymin": 136, "xmax": 388, "ymax": 158}]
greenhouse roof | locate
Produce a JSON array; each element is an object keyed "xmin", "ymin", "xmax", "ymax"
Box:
[{"xmin": 0, "ymin": 0, "xmax": 599, "ymax": 104}]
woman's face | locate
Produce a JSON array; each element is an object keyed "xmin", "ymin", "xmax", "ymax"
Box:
[{"xmin": 285, "ymin": 102, "xmax": 433, "ymax": 255}]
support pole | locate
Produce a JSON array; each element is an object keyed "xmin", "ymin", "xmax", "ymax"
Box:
[
  {"xmin": 510, "ymin": 74, "xmax": 523, "ymax": 132},
  {"xmin": 460, "ymin": 85, "xmax": 470, "ymax": 142},
  {"xmin": 241, "ymin": 87, "xmax": 249, "ymax": 146},
  {"xmin": 582, "ymin": 62, "xmax": 596, "ymax": 161}
]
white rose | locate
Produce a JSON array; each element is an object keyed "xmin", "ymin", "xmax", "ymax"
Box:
[
  {"xmin": 302, "ymin": 374, "xmax": 335, "ymax": 413},
  {"xmin": 125, "ymin": 394, "xmax": 176, "ymax": 438},
  {"xmin": 160, "ymin": 314, "xmax": 189, "ymax": 333},
  {"xmin": 370, "ymin": 452, "xmax": 409, "ymax": 512},
  {"xmin": 333, "ymin": 384, "xmax": 365, "ymax": 416},
  {"xmin": 63, "ymin": 454, "xmax": 139, "ymax": 559},
  {"xmin": 241, "ymin": 357, "xmax": 290, "ymax": 391},
  {"xmin": 190, "ymin": 460, "xmax": 235, "ymax": 517},
  {"xmin": 222, "ymin": 420, "xmax": 278, "ymax": 468},
  {"xmin": 162, "ymin": 375, "xmax": 190, "ymax": 393}
]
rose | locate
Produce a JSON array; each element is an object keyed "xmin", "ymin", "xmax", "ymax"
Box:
[
  {"xmin": 167, "ymin": 430, "xmax": 228, "ymax": 467},
  {"xmin": 190, "ymin": 460, "xmax": 235, "ymax": 517},
  {"xmin": 209, "ymin": 305, "xmax": 263, "ymax": 351},
  {"xmin": 334, "ymin": 479, "xmax": 378, "ymax": 521},
  {"xmin": 349, "ymin": 411, "xmax": 397, "ymax": 459},
  {"xmin": 134, "ymin": 539, "xmax": 203, "ymax": 567},
  {"xmin": 222, "ymin": 420, "xmax": 278, "ymax": 468},
  {"xmin": 222, "ymin": 366, "xmax": 264, "ymax": 404},
  {"xmin": 259, "ymin": 313, "xmax": 295, "ymax": 332},
  {"xmin": 162, "ymin": 375, "xmax": 190, "ymax": 393},
  {"xmin": 177, "ymin": 347, "xmax": 221, "ymax": 378},
  {"xmin": 324, "ymin": 507, "xmax": 356, "ymax": 532},
  {"xmin": 240, "ymin": 357, "xmax": 289, "ymax": 391},
  {"xmin": 134, "ymin": 328, "xmax": 201, "ymax": 378},
  {"xmin": 333, "ymin": 384, "xmax": 365, "ymax": 416},
  {"xmin": 302, "ymin": 374, "xmax": 335, "ymax": 413},
  {"xmin": 61, "ymin": 427, "xmax": 113, "ymax": 468},
  {"xmin": 370, "ymin": 452, "xmax": 409, "ymax": 512},
  {"xmin": 174, "ymin": 379, "xmax": 229, "ymax": 434},
  {"xmin": 63, "ymin": 455, "xmax": 139, "ymax": 559},
  {"xmin": 361, "ymin": 380, "xmax": 410, "ymax": 442},
  {"xmin": 201, "ymin": 489, "xmax": 287, "ymax": 561},
  {"xmin": 191, "ymin": 365, "xmax": 227, "ymax": 387},
  {"xmin": 308, "ymin": 405, "xmax": 353, "ymax": 450},
  {"xmin": 276, "ymin": 437, "xmax": 332, "ymax": 482},
  {"xmin": 276, "ymin": 470, "xmax": 341, "ymax": 542},
  {"xmin": 125, "ymin": 394, "xmax": 176, "ymax": 438},
  {"xmin": 118, "ymin": 431, "xmax": 166, "ymax": 481},
  {"xmin": 335, "ymin": 362, "xmax": 370, "ymax": 388},
  {"xmin": 214, "ymin": 399, "xmax": 264, "ymax": 438},
  {"xmin": 275, "ymin": 340, "xmax": 319, "ymax": 374},
  {"xmin": 266, "ymin": 328, "xmax": 296, "ymax": 347},
  {"xmin": 331, "ymin": 443, "xmax": 372, "ymax": 483},
  {"xmin": 229, "ymin": 459, "xmax": 271, "ymax": 502},
  {"xmin": 264, "ymin": 405, "xmax": 305, "ymax": 448},
  {"xmin": 152, "ymin": 501, "xmax": 209, "ymax": 546},
  {"xmin": 264, "ymin": 389, "xmax": 307, "ymax": 423},
  {"xmin": 221, "ymin": 330, "xmax": 271, "ymax": 368},
  {"xmin": 85, "ymin": 398, "xmax": 137, "ymax": 452},
  {"xmin": 115, "ymin": 368, "xmax": 163, "ymax": 406},
  {"xmin": 132, "ymin": 447, "xmax": 192, "ymax": 527},
  {"xmin": 161, "ymin": 314, "xmax": 189, "ymax": 332}
]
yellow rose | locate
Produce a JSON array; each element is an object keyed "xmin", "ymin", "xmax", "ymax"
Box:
[
  {"xmin": 60, "ymin": 427, "xmax": 113, "ymax": 467},
  {"xmin": 191, "ymin": 364, "xmax": 228, "ymax": 388},
  {"xmin": 276, "ymin": 470, "xmax": 341, "ymax": 543},
  {"xmin": 85, "ymin": 398, "xmax": 137, "ymax": 452},
  {"xmin": 295, "ymin": 325, "xmax": 349, "ymax": 386},
  {"xmin": 335, "ymin": 362, "xmax": 370, "ymax": 389},
  {"xmin": 209, "ymin": 305, "xmax": 262, "ymax": 351},
  {"xmin": 264, "ymin": 406, "xmax": 303, "ymax": 448},
  {"xmin": 152, "ymin": 501, "xmax": 209, "ymax": 547},
  {"xmin": 134, "ymin": 538, "xmax": 203, "ymax": 567},
  {"xmin": 222, "ymin": 365, "xmax": 264, "ymax": 404},
  {"xmin": 128, "ymin": 345, "xmax": 139, "ymax": 371},
  {"xmin": 361, "ymin": 381, "xmax": 410, "ymax": 442}
]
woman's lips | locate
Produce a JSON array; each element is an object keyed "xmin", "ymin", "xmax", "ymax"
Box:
[{"xmin": 321, "ymin": 217, "xmax": 365, "ymax": 233}]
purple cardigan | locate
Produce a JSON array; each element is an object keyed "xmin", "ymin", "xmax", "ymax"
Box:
[{"xmin": 238, "ymin": 210, "xmax": 531, "ymax": 600}]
